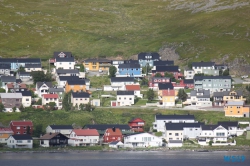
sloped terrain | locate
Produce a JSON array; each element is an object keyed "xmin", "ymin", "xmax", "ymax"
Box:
[{"xmin": 0, "ymin": 0, "xmax": 249, "ymax": 71}]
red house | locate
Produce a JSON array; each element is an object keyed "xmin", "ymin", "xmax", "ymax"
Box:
[
  {"xmin": 172, "ymin": 79, "xmax": 194, "ymax": 89},
  {"xmin": 151, "ymin": 66, "xmax": 183, "ymax": 79},
  {"xmin": 103, "ymin": 128, "xmax": 122, "ymax": 143},
  {"xmin": 128, "ymin": 118, "xmax": 145, "ymax": 132},
  {"xmin": 149, "ymin": 77, "xmax": 171, "ymax": 89},
  {"xmin": 9, "ymin": 120, "xmax": 33, "ymax": 135}
]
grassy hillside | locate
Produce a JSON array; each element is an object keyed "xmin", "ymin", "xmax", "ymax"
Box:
[
  {"xmin": 0, "ymin": 108, "xmax": 249, "ymax": 133},
  {"xmin": 0, "ymin": 0, "xmax": 250, "ymax": 62}
]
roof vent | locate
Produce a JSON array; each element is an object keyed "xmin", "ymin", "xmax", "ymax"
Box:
[{"xmin": 112, "ymin": 127, "xmax": 116, "ymax": 132}]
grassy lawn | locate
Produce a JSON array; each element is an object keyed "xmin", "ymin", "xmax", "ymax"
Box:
[
  {"xmin": 134, "ymin": 99, "xmax": 147, "ymax": 106},
  {"xmin": 185, "ymin": 89, "xmax": 193, "ymax": 93},
  {"xmin": 89, "ymin": 76, "xmax": 110, "ymax": 89},
  {"xmin": 0, "ymin": 0, "xmax": 249, "ymax": 67},
  {"xmin": 1, "ymin": 108, "xmax": 249, "ymax": 135},
  {"xmin": 234, "ymin": 132, "xmax": 250, "ymax": 146}
]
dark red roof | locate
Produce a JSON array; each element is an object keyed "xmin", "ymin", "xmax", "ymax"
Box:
[
  {"xmin": 125, "ymin": 85, "xmax": 140, "ymax": 91},
  {"xmin": 73, "ymin": 129, "xmax": 99, "ymax": 136},
  {"xmin": 162, "ymin": 90, "xmax": 175, "ymax": 96},
  {"xmin": 105, "ymin": 128, "xmax": 122, "ymax": 136},
  {"xmin": 10, "ymin": 120, "xmax": 33, "ymax": 126},
  {"xmin": 42, "ymin": 94, "xmax": 58, "ymax": 99},
  {"xmin": 0, "ymin": 128, "xmax": 14, "ymax": 134}
]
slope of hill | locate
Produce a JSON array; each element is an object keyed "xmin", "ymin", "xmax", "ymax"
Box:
[{"xmin": 0, "ymin": 0, "xmax": 250, "ymax": 71}]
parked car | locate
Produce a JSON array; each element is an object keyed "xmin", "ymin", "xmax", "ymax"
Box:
[{"xmin": 241, "ymin": 75, "xmax": 248, "ymax": 79}]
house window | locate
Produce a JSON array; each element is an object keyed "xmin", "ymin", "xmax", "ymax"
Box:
[
  {"xmin": 17, "ymin": 127, "xmax": 20, "ymax": 129},
  {"xmin": 129, "ymin": 98, "xmax": 132, "ymax": 100},
  {"xmin": 175, "ymin": 133, "xmax": 179, "ymax": 136},
  {"xmin": 26, "ymin": 98, "xmax": 29, "ymax": 101}
]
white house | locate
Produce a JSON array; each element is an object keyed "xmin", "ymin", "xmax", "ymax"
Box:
[
  {"xmin": 168, "ymin": 140, "xmax": 183, "ymax": 148},
  {"xmin": 42, "ymin": 94, "xmax": 61, "ymax": 109},
  {"xmin": 218, "ymin": 121, "xmax": 244, "ymax": 136},
  {"xmin": 54, "ymin": 55, "xmax": 75, "ymax": 70},
  {"xmin": 111, "ymin": 91, "xmax": 134, "ymax": 107},
  {"xmin": 153, "ymin": 114, "xmax": 196, "ymax": 132},
  {"xmin": 71, "ymin": 92, "xmax": 90, "ymax": 109},
  {"xmin": 109, "ymin": 141, "xmax": 124, "ymax": 148},
  {"xmin": 124, "ymin": 133, "xmax": 162, "ymax": 148},
  {"xmin": 184, "ymin": 90, "xmax": 212, "ymax": 107},
  {"xmin": 57, "ymin": 76, "xmax": 79, "ymax": 87},
  {"xmin": 46, "ymin": 125, "xmax": 73, "ymax": 137},
  {"xmin": 36, "ymin": 82, "xmax": 53, "ymax": 97},
  {"xmin": 68, "ymin": 129, "xmax": 99, "ymax": 146},
  {"xmin": 21, "ymin": 91, "xmax": 32, "ymax": 107},
  {"xmin": 199, "ymin": 125, "xmax": 228, "ymax": 143},
  {"xmin": 105, "ymin": 77, "xmax": 135, "ymax": 91},
  {"xmin": 184, "ymin": 70, "xmax": 195, "ymax": 79},
  {"xmin": 24, "ymin": 64, "xmax": 42, "ymax": 72},
  {"xmin": 125, "ymin": 84, "xmax": 143, "ymax": 98},
  {"xmin": 165, "ymin": 123, "xmax": 203, "ymax": 141},
  {"xmin": 111, "ymin": 60, "xmax": 125, "ymax": 74},
  {"xmin": 7, "ymin": 134, "xmax": 33, "ymax": 149}
]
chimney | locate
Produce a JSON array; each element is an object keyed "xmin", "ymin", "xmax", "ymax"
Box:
[
  {"xmin": 112, "ymin": 127, "xmax": 116, "ymax": 132},
  {"xmin": 168, "ymin": 88, "xmax": 169, "ymax": 92}
]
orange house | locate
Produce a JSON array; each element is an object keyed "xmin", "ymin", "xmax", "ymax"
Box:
[
  {"xmin": 0, "ymin": 128, "xmax": 14, "ymax": 143},
  {"xmin": 65, "ymin": 79, "xmax": 86, "ymax": 93},
  {"xmin": 224, "ymin": 101, "xmax": 250, "ymax": 117}
]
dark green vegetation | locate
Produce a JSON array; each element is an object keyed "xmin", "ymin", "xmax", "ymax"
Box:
[{"xmin": 0, "ymin": 0, "xmax": 249, "ymax": 62}]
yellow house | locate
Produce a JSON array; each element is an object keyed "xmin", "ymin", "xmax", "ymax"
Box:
[
  {"xmin": 223, "ymin": 90, "xmax": 246, "ymax": 104},
  {"xmin": 0, "ymin": 128, "xmax": 13, "ymax": 143},
  {"xmin": 224, "ymin": 101, "xmax": 249, "ymax": 117},
  {"xmin": 158, "ymin": 83, "xmax": 176, "ymax": 97},
  {"xmin": 65, "ymin": 79, "xmax": 86, "ymax": 93},
  {"xmin": 161, "ymin": 90, "xmax": 176, "ymax": 106},
  {"xmin": 83, "ymin": 58, "xmax": 111, "ymax": 71}
]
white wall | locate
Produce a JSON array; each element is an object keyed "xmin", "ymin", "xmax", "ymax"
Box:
[
  {"xmin": 7, "ymin": 136, "xmax": 33, "ymax": 149},
  {"xmin": 165, "ymin": 130, "xmax": 183, "ymax": 141},
  {"xmin": 68, "ymin": 131, "xmax": 99, "ymax": 146},
  {"xmin": 117, "ymin": 95, "xmax": 134, "ymax": 106},
  {"xmin": 22, "ymin": 96, "xmax": 31, "ymax": 107},
  {"xmin": 40, "ymin": 140, "xmax": 49, "ymax": 147},
  {"xmin": 124, "ymin": 133, "xmax": 162, "ymax": 148},
  {"xmin": 153, "ymin": 119, "xmax": 196, "ymax": 132},
  {"xmin": 55, "ymin": 61, "xmax": 75, "ymax": 70}
]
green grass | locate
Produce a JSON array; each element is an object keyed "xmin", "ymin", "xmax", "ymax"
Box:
[
  {"xmin": 0, "ymin": 0, "xmax": 249, "ymax": 65},
  {"xmin": 89, "ymin": 76, "xmax": 110, "ymax": 89},
  {"xmin": 134, "ymin": 99, "xmax": 147, "ymax": 106},
  {"xmin": 234, "ymin": 132, "xmax": 250, "ymax": 146},
  {"xmin": 1, "ymin": 108, "xmax": 250, "ymax": 133}
]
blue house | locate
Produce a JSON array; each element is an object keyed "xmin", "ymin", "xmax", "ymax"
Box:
[
  {"xmin": 117, "ymin": 64, "xmax": 142, "ymax": 77},
  {"xmin": 0, "ymin": 58, "xmax": 41, "ymax": 71},
  {"xmin": 138, "ymin": 52, "xmax": 160, "ymax": 67}
]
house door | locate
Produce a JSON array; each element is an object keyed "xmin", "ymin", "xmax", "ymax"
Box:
[
  {"xmin": 244, "ymin": 114, "xmax": 246, "ymax": 117},
  {"xmin": 112, "ymin": 102, "xmax": 116, "ymax": 107}
]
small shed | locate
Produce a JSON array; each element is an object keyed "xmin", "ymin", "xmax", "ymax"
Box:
[
  {"xmin": 91, "ymin": 99, "xmax": 100, "ymax": 107},
  {"xmin": 109, "ymin": 141, "xmax": 124, "ymax": 149},
  {"xmin": 246, "ymin": 127, "xmax": 250, "ymax": 140},
  {"xmin": 168, "ymin": 140, "xmax": 183, "ymax": 148}
]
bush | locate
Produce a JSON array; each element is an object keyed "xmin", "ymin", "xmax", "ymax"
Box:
[
  {"xmin": 209, "ymin": 141, "xmax": 213, "ymax": 146},
  {"xmin": 155, "ymin": 132, "xmax": 162, "ymax": 137}
]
